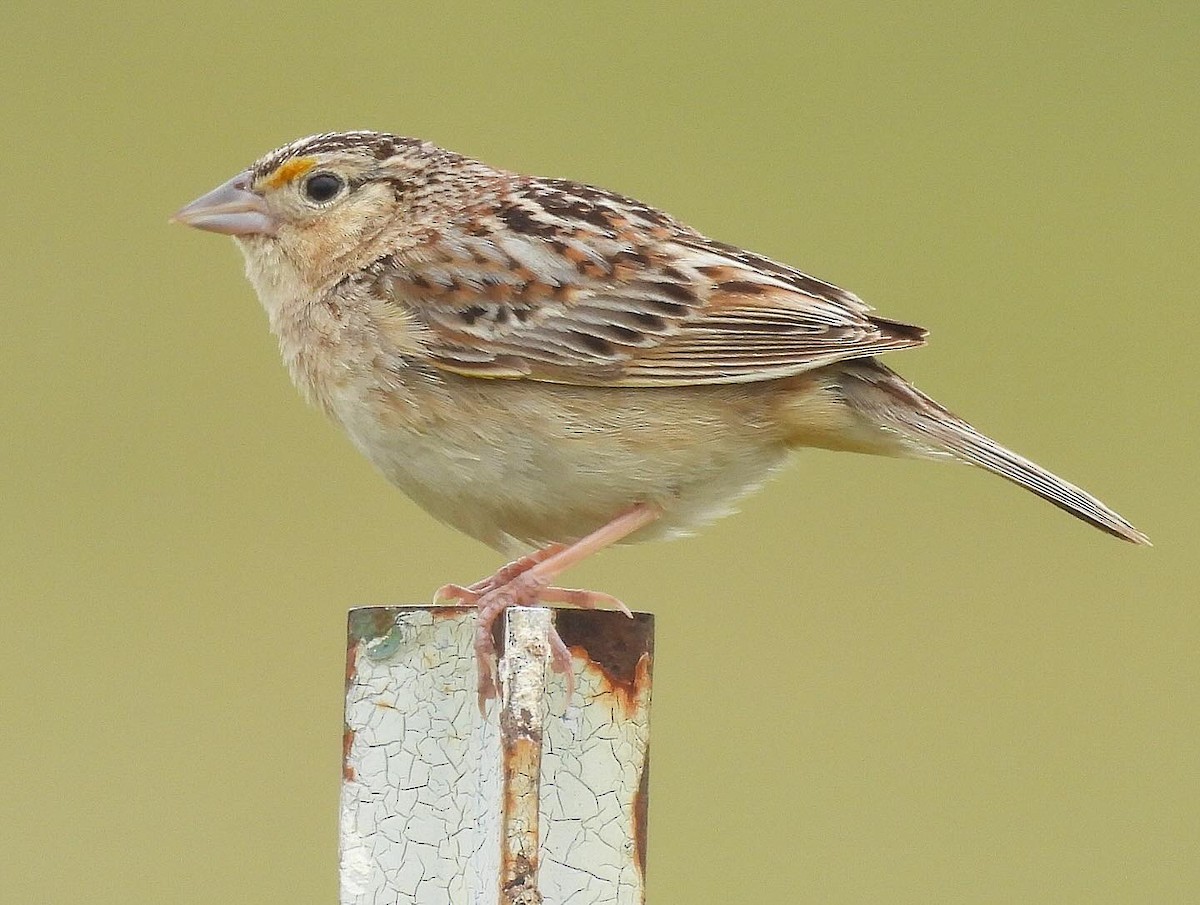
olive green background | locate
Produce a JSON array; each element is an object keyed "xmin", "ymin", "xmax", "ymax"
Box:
[{"xmin": 3, "ymin": 3, "xmax": 1196, "ymax": 902}]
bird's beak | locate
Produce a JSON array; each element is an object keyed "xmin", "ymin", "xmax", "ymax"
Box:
[{"xmin": 171, "ymin": 171, "xmax": 278, "ymax": 237}]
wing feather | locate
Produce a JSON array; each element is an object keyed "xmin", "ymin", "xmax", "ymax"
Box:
[{"xmin": 376, "ymin": 177, "xmax": 927, "ymax": 386}]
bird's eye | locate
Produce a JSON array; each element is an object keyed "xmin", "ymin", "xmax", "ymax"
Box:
[{"xmin": 302, "ymin": 172, "xmax": 344, "ymax": 203}]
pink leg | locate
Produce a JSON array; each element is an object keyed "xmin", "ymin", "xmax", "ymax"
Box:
[
  {"xmin": 471, "ymin": 543, "xmax": 566, "ymax": 592},
  {"xmin": 463, "ymin": 503, "xmax": 661, "ymax": 711},
  {"xmin": 433, "ymin": 544, "xmax": 567, "ymax": 605}
]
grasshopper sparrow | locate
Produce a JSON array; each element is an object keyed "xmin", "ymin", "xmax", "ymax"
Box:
[{"xmin": 174, "ymin": 132, "xmax": 1148, "ymax": 705}]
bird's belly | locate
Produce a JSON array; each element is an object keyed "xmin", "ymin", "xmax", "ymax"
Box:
[{"xmin": 333, "ymin": 375, "xmax": 790, "ymax": 553}]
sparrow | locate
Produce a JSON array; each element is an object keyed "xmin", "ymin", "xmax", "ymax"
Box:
[{"xmin": 173, "ymin": 131, "xmax": 1148, "ymax": 706}]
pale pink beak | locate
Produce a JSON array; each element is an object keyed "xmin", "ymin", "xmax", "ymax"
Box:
[{"xmin": 171, "ymin": 171, "xmax": 277, "ymax": 236}]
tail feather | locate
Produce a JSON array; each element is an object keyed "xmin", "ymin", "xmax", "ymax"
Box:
[{"xmin": 837, "ymin": 361, "xmax": 1150, "ymax": 545}]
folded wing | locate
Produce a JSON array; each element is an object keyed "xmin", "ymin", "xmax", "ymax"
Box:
[{"xmin": 377, "ymin": 176, "xmax": 926, "ymax": 386}]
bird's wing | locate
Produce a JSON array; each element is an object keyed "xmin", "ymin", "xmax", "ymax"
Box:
[{"xmin": 376, "ymin": 177, "xmax": 926, "ymax": 386}]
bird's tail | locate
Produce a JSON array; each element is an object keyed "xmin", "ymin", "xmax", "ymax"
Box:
[{"xmin": 833, "ymin": 360, "xmax": 1150, "ymax": 545}]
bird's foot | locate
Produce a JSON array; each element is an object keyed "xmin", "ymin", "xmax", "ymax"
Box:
[
  {"xmin": 432, "ymin": 503, "xmax": 662, "ymax": 713},
  {"xmin": 433, "ymin": 544, "xmax": 565, "ymax": 607},
  {"xmin": 441, "ymin": 569, "xmax": 629, "ymax": 712},
  {"xmin": 433, "ymin": 544, "xmax": 567, "ymax": 605},
  {"xmin": 470, "ymin": 570, "xmax": 587, "ymax": 710}
]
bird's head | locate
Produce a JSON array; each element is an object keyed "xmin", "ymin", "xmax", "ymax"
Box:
[{"xmin": 172, "ymin": 131, "xmax": 483, "ymax": 293}]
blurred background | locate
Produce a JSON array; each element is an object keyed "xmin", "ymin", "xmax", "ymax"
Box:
[{"xmin": 2, "ymin": 3, "xmax": 1197, "ymax": 902}]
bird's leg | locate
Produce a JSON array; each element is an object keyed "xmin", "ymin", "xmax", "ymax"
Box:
[{"xmin": 459, "ymin": 503, "xmax": 662, "ymax": 711}]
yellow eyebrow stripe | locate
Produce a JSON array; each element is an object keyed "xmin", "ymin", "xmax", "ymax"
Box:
[{"xmin": 264, "ymin": 157, "xmax": 317, "ymax": 189}]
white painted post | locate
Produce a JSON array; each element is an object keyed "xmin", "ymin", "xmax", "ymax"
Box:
[{"xmin": 340, "ymin": 605, "xmax": 654, "ymax": 905}]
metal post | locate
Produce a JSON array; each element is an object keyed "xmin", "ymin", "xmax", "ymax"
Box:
[{"xmin": 340, "ymin": 605, "xmax": 654, "ymax": 905}]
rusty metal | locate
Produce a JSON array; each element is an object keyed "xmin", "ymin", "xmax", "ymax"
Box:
[
  {"xmin": 556, "ymin": 608, "xmax": 655, "ymax": 879},
  {"xmin": 497, "ymin": 608, "xmax": 551, "ymax": 904},
  {"xmin": 341, "ymin": 605, "xmax": 654, "ymax": 905}
]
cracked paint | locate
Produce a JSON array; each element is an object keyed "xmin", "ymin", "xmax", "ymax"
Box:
[{"xmin": 340, "ymin": 606, "xmax": 653, "ymax": 905}]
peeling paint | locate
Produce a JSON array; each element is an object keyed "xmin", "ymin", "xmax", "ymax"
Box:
[
  {"xmin": 340, "ymin": 606, "xmax": 652, "ymax": 905},
  {"xmin": 555, "ymin": 609, "xmax": 654, "ymax": 688}
]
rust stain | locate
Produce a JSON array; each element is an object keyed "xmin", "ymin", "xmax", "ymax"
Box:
[
  {"xmin": 498, "ymin": 618, "xmax": 547, "ymax": 905},
  {"xmin": 554, "ymin": 609, "xmax": 654, "ymax": 687},
  {"xmin": 342, "ymin": 725, "xmax": 356, "ymax": 782},
  {"xmin": 500, "ymin": 730, "xmax": 543, "ymax": 902},
  {"xmin": 556, "ymin": 610, "xmax": 654, "ymax": 719},
  {"xmin": 500, "ymin": 855, "xmax": 541, "ymax": 904},
  {"xmin": 601, "ymin": 652, "xmax": 651, "ymax": 720},
  {"xmin": 632, "ymin": 745, "xmax": 650, "ymax": 880}
]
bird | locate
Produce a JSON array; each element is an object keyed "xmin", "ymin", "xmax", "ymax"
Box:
[{"xmin": 173, "ymin": 131, "xmax": 1148, "ymax": 706}]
